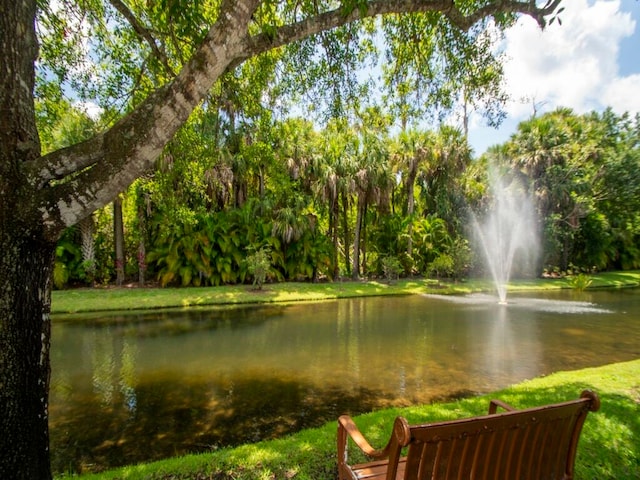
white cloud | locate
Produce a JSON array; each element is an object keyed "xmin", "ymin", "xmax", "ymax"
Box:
[
  {"xmin": 467, "ymin": 1, "xmax": 640, "ymax": 154},
  {"xmin": 74, "ymin": 101, "xmax": 103, "ymax": 120},
  {"xmin": 500, "ymin": 0, "xmax": 637, "ymax": 118},
  {"xmin": 602, "ymin": 74, "xmax": 640, "ymax": 113}
]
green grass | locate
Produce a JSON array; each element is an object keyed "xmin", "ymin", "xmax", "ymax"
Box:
[
  {"xmin": 51, "ymin": 271, "xmax": 640, "ymax": 314},
  {"xmin": 59, "ymin": 359, "xmax": 640, "ymax": 480}
]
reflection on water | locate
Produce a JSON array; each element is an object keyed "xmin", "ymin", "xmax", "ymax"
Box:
[{"xmin": 50, "ymin": 289, "xmax": 640, "ymax": 474}]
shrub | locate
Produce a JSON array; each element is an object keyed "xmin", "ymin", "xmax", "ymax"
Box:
[
  {"xmin": 568, "ymin": 273, "xmax": 592, "ymax": 291},
  {"xmin": 427, "ymin": 253, "xmax": 454, "ymax": 278},
  {"xmin": 245, "ymin": 248, "xmax": 272, "ymax": 289},
  {"xmin": 381, "ymin": 255, "xmax": 402, "ymax": 283}
]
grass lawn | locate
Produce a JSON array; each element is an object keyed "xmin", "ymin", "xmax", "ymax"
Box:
[{"xmin": 52, "ymin": 272, "xmax": 640, "ymax": 479}]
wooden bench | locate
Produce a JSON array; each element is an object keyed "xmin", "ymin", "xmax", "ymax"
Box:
[{"xmin": 337, "ymin": 390, "xmax": 599, "ymax": 480}]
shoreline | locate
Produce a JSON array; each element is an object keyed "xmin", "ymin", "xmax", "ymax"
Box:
[
  {"xmin": 52, "ymin": 271, "xmax": 640, "ymax": 314},
  {"xmin": 58, "ymin": 358, "xmax": 640, "ymax": 479}
]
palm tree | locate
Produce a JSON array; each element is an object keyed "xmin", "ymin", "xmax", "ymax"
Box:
[
  {"xmin": 391, "ymin": 128, "xmax": 434, "ymax": 257},
  {"xmin": 505, "ymin": 109, "xmax": 581, "ymax": 270},
  {"xmin": 314, "ymin": 159, "xmax": 340, "ymax": 277},
  {"xmin": 314, "ymin": 120, "xmax": 358, "ymax": 279},
  {"xmin": 352, "ymin": 129, "xmax": 393, "ymax": 279},
  {"xmin": 280, "ymin": 118, "xmax": 320, "ymax": 195},
  {"xmin": 421, "ymin": 125, "xmax": 472, "ymax": 227},
  {"xmin": 113, "ymin": 195, "xmax": 126, "ymax": 286},
  {"xmin": 78, "ymin": 215, "xmax": 96, "ymax": 286}
]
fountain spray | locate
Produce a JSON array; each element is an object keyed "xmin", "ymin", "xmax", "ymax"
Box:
[{"xmin": 472, "ymin": 173, "xmax": 538, "ymax": 304}]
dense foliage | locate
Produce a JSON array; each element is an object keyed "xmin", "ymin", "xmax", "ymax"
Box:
[
  {"xmin": 46, "ymin": 107, "xmax": 640, "ymax": 288},
  {"xmin": 499, "ymin": 108, "xmax": 640, "ymax": 273}
]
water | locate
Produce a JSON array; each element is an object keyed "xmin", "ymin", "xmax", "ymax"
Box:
[
  {"xmin": 472, "ymin": 175, "xmax": 538, "ymax": 303},
  {"xmin": 49, "ymin": 289, "xmax": 640, "ymax": 474}
]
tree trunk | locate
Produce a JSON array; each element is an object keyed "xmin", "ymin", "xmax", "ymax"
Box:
[
  {"xmin": 114, "ymin": 197, "xmax": 126, "ymax": 286},
  {"xmin": 0, "ymin": 231, "xmax": 55, "ymax": 479},
  {"xmin": 330, "ymin": 196, "xmax": 340, "ymax": 280},
  {"xmin": 1, "ymin": 1, "xmax": 54, "ymax": 475},
  {"xmin": 406, "ymin": 159, "xmax": 418, "ymax": 258},
  {"xmin": 79, "ymin": 215, "xmax": 96, "ymax": 286},
  {"xmin": 341, "ymin": 191, "xmax": 351, "ymax": 277},
  {"xmin": 258, "ymin": 164, "xmax": 265, "ymax": 198},
  {"xmin": 352, "ymin": 196, "xmax": 364, "ymax": 279},
  {"xmin": 361, "ymin": 203, "xmax": 368, "ymax": 277},
  {"xmin": 138, "ymin": 239, "xmax": 146, "ymax": 286},
  {"xmin": 406, "ymin": 181, "xmax": 415, "ymax": 257},
  {"xmin": 137, "ymin": 206, "xmax": 147, "ymax": 287}
]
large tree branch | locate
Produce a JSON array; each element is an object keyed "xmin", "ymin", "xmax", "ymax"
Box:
[
  {"xmin": 24, "ymin": 135, "xmax": 105, "ymax": 187},
  {"xmin": 29, "ymin": 0, "xmax": 561, "ymax": 238},
  {"xmin": 450, "ymin": 0, "xmax": 563, "ymax": 30},
  {"xmin": 34, "ymin": 0, "xmax": 260, "ymax": 237},
  {"xmin": 244, "ymin": 0, "xmax": 562, "ymax": 60}
]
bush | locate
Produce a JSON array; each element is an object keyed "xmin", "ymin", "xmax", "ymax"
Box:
[
  {"xmin": 245, "ymin": 248, "xmax": 271, "ymax": 289},
  {"xmin": 568, "ymin": 273, "xmax": 592, "ymax": 291},
  {"xmin": 427, "ymin": 254, "xmax": 454, "ymax": 278},
  {"xmin": 380, "ymin": 255, "xmax": 402, "ymax": 283}
]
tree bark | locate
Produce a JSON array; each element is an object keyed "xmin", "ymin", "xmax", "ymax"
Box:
[
  {"xmin": 1, "ymin": 1, "xmax": 54, "ymax": 477},
  {"xmin": 1, "ymin": 264, "xmax": 52, "ymax": 478},
  {"xmin": 342, "ymin": 191, "xmax": 351, "ymax": 277},
  {"xmin": 0, "ymin": 235, "xmax": 55, "ymax": 480},
  {"xmin": 406, "ymin": 158, "xmax": 418, "ymax": 257},
  {"xmin": 137, "ymin": 205, "xmax": 147, "ymax": 287},
  {"xmin": 330, "ymin": 195, "xmax": 340, "ymax": 279},
  {"xmin": 79, "ymin": 215, "xmax": 96, "ymax": 286},
  {"xmin": 362, "ymin": 203, "xmax": 368, "ymax": 277}
]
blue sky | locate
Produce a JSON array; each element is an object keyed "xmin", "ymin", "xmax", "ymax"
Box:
[{"xmin": 467, "ymin": 0, "xmax": 640, "ymax": 155}]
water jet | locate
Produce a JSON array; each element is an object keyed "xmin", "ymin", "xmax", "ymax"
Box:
[{"xmin": 472, "ymin": 173, "xmax": 538, "ymax": 303}]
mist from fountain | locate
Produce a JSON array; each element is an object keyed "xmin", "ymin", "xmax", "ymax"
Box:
[{"xmin": 472, "ymin": 174, "xmax": 539, "ymax": 304}]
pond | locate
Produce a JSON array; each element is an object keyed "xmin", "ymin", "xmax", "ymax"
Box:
[{"xmin": 49, "ymin": 288, "xmax": 640, "ymax": 474}]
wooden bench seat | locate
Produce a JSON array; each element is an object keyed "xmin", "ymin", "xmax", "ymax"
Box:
[{"xmin": 337, "ymin": 390, "xmax": 600, "ymax": 480}]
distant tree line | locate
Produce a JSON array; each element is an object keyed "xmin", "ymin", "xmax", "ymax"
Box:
[{"xmin": 46, "ymin": 105, "xmax": 640, "ymax": 288}]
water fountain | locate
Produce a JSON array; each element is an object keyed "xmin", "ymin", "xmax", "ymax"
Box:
[{"xmin": 472, "ymin": 174, "xmax": 539, "ymax": 304}]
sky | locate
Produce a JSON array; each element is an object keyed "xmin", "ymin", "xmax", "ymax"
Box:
[{"xmin": 467, "ymin": 0, "xmax": 640, "ymax": 155}]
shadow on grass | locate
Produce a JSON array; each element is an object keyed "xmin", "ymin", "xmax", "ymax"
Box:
[{"xmin": 591, "ymin": 271, "xmax": 640, "ymax": 288}]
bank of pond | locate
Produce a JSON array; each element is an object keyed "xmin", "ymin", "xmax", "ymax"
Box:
[
  {"xmin": 50, "ymin": 285, "xmax": 640, "ymax": 479},
  {"xmin": 58, "ymin": 358, "xmax": 639, "ymax": 480}
]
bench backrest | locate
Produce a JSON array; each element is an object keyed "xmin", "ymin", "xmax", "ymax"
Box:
[{"xmin": 387, "ymin": 390, "xmax": 599, "ymax": 480}]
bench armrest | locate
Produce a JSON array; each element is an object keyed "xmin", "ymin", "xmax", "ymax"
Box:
[
  {"xmin": 338, "ymin": 416, "xmax": 411, "ymax": 480},
  {"xmin": 338, "ymin": 415, "xmax": 391, "ymax": 460},
  {"xmin": 489, "ymin": 399, "xmax": 517, "ymax": 414}
]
